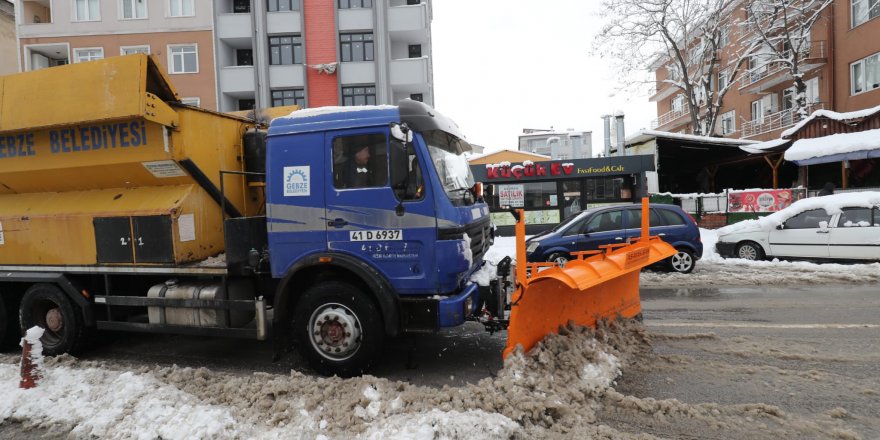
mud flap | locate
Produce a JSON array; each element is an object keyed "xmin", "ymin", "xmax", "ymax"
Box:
[{"xmin": 503, "ymin": 198, "xmax": 676, "ymax": 358}]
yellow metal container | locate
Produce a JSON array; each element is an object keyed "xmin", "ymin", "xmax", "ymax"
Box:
[{"xmin": 0, "ymin": 55, "xmax": 262, "ymax": 266}]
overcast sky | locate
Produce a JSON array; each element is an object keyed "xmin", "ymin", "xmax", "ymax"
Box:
[{"xmin": 431, "ymin": 0, "xmax": 655, "ymax": 156}]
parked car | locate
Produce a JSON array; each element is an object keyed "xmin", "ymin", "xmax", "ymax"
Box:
[
  {"xmin": 525, "ymin": 203, "xmax": 703, "ymax": 273},
  {"xmin": 715, "ymin": 192, "xmax": 880, "ymax": 262}
]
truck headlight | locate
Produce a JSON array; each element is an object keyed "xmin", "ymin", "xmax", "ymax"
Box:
[{"xmin": 526, "ymin": 241, "xmax": 540, "ymax": 254}]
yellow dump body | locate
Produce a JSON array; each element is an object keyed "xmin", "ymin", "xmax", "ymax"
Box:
[{"xmin": 0, "ymin": 55, "xmax": 261, "ymax": 266}]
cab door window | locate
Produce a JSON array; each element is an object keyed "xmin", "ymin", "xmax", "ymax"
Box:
[{"xmin": 332, "ymin": 133, "xmax": 388, "ymax": 189}]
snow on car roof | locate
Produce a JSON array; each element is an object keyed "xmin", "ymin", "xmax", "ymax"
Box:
[{"xmin": 718, "ymin": 191, "xmax": 880, "ymax": 235}]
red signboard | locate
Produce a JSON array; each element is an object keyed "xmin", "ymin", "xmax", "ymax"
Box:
[{"xmin": 728, "ymin": 189, "xmax": 799, "ymax": 213}]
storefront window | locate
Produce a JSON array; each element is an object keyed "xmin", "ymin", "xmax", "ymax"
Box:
[
  {"xmin": 523, "ymin": 182, "xmax": 558, "ymax": 209},
  {"xmin": 561, "ymin": 180, "xmax": 582, "ymax": 220},
  {"xmin": 585, "ymin": 177, "xmax": 632, "ymax": 202}
]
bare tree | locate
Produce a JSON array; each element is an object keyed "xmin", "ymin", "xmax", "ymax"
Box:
[
  {"xmin": 743, "ymin": 0, "xmax": 833, "ymax": 120},
  {"xmin": 594, "ymin": 0, "xmax": 758, "ymax": 135}
]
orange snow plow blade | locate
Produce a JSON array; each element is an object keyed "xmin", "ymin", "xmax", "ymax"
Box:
[{"xmin": 503, "ymin": 198, "xmax": 677, "ymax": 358}]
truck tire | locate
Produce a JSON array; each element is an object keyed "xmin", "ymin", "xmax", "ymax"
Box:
[
  {"xmin": 19, "ymin": 284, "xmax": 87, "ymax": 356},
  {"xmin": 293, "ymin": 281, "xmax": 384, "ymax": 377}
]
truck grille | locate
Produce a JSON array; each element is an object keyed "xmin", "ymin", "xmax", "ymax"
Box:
[{"xmin": 438, "ymin": 216, "xmax": 492, "ymax": 263}]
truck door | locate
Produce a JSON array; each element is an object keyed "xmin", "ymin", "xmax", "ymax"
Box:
[
  {"xmin": 266, "ymin": 131, "xmax": 328, "ymax": 277},
  {"xmin": 325, "ymin": 129, "xmax": 436, "ymax": 293}
]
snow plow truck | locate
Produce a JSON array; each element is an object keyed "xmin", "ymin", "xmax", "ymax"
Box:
[{"xmin": 0, "ymin": 55, "xmax": 675, "ymax": 376}]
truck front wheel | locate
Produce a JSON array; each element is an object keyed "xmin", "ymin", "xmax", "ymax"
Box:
[
  {"xmin": 293, "ymin": 281, "xmax": 384, "ymax": 377},
  {"xmin": 19, "ymin": 284, "xmax": 86, "ymax": 356}
]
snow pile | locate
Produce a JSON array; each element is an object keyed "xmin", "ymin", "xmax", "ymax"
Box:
[
  {"xmin": 0, "ymin": 321, "xmax": 637, "ymax": 439},
  {"xmin": 22, "ymin": 326, "xmax": 45, "ymax": 372},
  {"xmin": 280, "ymin": 105, "xmax": 397, "ymax": 121},
  {"xmin": 785, "ymin": 128, "xmax": 880, "ymax": 161},
  {"xmin": 0, "ymin": 364, "xmax": 240, "ymax": 439}
]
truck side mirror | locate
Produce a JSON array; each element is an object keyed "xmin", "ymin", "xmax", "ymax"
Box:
[{"xmin": 390, "ymin": 140, "xmax": 409, "ymax": 189}]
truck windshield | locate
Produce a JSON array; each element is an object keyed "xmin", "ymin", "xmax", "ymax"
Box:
[{"xmin": 423, "ymin": 130, "xmax": 475, "ymax": 198}]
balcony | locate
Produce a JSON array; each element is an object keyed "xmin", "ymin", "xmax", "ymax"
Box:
[
  {"xmin": 339, "ymin": 62, "xmax": 376, "ymax": 85},
  {"xmin": 650, "ymin": 102, "xmax": 691, "ymax": 130},
  {"xmin": 268, "ymin": 64, "xmax": 306, "ymax": 88},
  {"xmin": 740, "ymin": 102, "xmax": 825, "ymax": 138},
  {"xmin": 338, "ymin": 8, "xmax": 373, "ymax": 31},
  {"xmin": 217, "ymin": 14, "xmax": 253, "ymax": 40},
  {"xmin": 388, "ymin": 3, "xmax": 429, "ymax": 42},
  {"xmin": 219, "ymin": 66, "xmax": 255, "ymax": 94},
  {"xmin": 390, "ymin": 57, "xmax": 429, "ymax": 89},
  {"xmin": 739, "ymin": 42, "xmax": 826, "ymax": 94}
]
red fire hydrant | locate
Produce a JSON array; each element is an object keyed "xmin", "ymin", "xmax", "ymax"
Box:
[{"xmin": 20, "ymin": 326, "xmax": 45, "ymax": 389}]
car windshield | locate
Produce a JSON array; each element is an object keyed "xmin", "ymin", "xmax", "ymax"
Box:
[{"xmin": 424, "ymin": 129, "xmax": 475, "ymax": 197}]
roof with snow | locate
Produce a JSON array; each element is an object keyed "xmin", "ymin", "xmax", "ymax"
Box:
[
  {"xmin": 740, "ymin": 138, "xmax": 792, "ymax": 154},
  {"xmin": 625, "ymin": 130, "xmax": 759, "ymax": 147},
  {"xmin": 467, "ymin": 149, "xmax": 551, "ymax": 164},
  {"xmin": 781, "ymin": 105, "xmax": 880, "ymax": 138},
  {"xmin": 784, "ymin": 128, "xmax": 880, "ymax": 165}
]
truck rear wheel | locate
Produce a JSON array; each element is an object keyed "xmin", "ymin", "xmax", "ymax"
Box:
[
  {"xmin": 19, "ymin": 284, "xmax": 86, "ymax": 356},
  {"xmin": 293, "ymin": 281, "xmax": 383, "ymax": 377}
]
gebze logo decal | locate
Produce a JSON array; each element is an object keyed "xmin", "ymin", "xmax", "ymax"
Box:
[{"xmin": 283, "ymin": 166, "xmax": 310, "ymax": 197}]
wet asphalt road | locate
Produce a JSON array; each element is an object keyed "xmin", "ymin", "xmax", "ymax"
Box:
[{"xmin": 3, "ymin": 283, "xmax": 878, "ymax": 438}]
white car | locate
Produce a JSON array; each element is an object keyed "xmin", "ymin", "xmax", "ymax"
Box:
[{"xmin": 715, "ymin": 192, "xmax": 880, "ymax": 261}]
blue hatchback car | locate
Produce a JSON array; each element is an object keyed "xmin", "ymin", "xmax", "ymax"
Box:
[{"xmin": 525, "ymin": 203, "xmax": 703, "ymax": 273}]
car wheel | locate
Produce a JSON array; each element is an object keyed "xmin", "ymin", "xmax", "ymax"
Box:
[
  {"xmin": 667, "ymin": 248, "xmax": 695, "ymax": 274},
  {"xmin": 735, "ymin": 242, "xmax": 765, "ymax": 261},
  {"xmin": 547, "ymin": 252, "xmax": 570, "ymax": 267},
  {"xmin": 293, "ymin": 281, "xmax": 384, "ymax": 377}
]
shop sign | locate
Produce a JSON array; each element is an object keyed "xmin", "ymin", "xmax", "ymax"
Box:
[
  {"xmin": 728, "ymin": 189, "xmax": 799, "ymax": 213},
  {"xmin": 484, "ymin": 160, "xmax": 627, "ymax": 180},
  {"xmin": 498, "ymin": 184, "xmax": 524, "ymax": 207}
]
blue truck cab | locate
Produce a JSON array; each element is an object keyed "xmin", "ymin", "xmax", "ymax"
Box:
[{"xmin": 265, "ymin": 100, "xmax": 492, "ymax": 375}]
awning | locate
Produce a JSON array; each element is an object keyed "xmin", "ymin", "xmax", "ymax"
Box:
[{"xmin": 785, "ymin": 129, "xmax": 880, "ymax": 165}]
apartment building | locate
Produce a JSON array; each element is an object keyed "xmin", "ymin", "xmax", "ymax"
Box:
[
  {"xmin": 650, "ymin": 1, "xmax": 880, "ymax": 142},
  {"xmin": 518, "ymin": 128, "xmax": 593, "ymax": 160},
  {"xmin": 1, "ymin": 0, "xmax": 16, "ymax": 76},
  {"xmin": 16, "ymin": 0, "xmax": 217, "ymax": 108},
  {"xmin": 213, "ymin": 0, "xmax": 434, "ymax": 112},
  {"xmin": 14, "ymin": 0, "xmax": 434, "ymax": 112}
]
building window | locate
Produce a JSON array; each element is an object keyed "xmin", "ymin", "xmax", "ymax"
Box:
[
  {"xmin": 74, "ymin": 0, "xmax": 101, "ymax": 21},
  {"xmin": 342, "ymin": 85, "xmax": 376, "ymax": 106},
  {"xmin": 74, "ymin": 48, "xmax": 104, "ymax": 63},
  {"xmin": 852, "ymin": 0, "xmax": 880, "ymax": 27},
  {"xmin": 751, "ymin": 99, "xmax": 764, "ymax": 122},
  {"xmin": 406, "ymin": 0, "xmax": 420, "ymax": 4},
  {"xmin": 851, "ymin": 52, "xmax": 880, "ymax": 95},
  {"xmin": 272, "ymin": 89, "xmax": 306, "ymax": 107},
  {"xmin": 237, "ymin": 49, "xmax": 253, "ymax": 66},
  {"xmin": 269, "ymin": 35, "xmax": 303, "ymax": 65},
  {"xmin": 121, "ymin": 0, "xmax": 147, "ymax": 19},
  {"xmin": 168, "ymin": 44, "xmax": 198, "ymax": 74},
  {"xmin": 169, "ymin": 0, "xmax": 194, "ymax": 17},
  {"xmin": 121, "ymin": 45, "xmax": 150, "ymax": 55},
  {"xmin": 719, "ymin": 25, "xmax": 730, "ymax": 46},
  {"xmin": 268, "ymin": 0, "xmax": 301, "ymax": 12},
  {"xmin": 720, "ymin": 110, "xmax": 735, "ymax": 135},
  {"xmin": 239, "ymin": 99, "xmax": 256, "ymax": 111},
  {"xmin": 180, "ymin": 97, "xmax": 200, "ymax": 107},
  {"xmin": 408, "ymin": 44, "xmax": 422, "ymax": 58},
  {"xmin": 340, "ymin": 33, "xmax": 374, "ymax": 62},
  {"xmin": 409, "ymin": 93, "xmax": 423, "ymax": 102},
  {"xmin": 234, "ymin": 0, "xmax": 250, "ymax": 13},
  {"xmin": 671, "ymin": 94, "xmax": 684, "ymax": 112},
  {"xmin": 338, "ymin": 0, "xmax": 372, "ymax": 8},
  {"xmin": 718, "ymin": 70, "xmax": 730, "ymax": 91}
]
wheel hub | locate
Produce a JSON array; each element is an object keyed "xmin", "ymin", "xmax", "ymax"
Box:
[
  {"xmin": 310, "ymin": 304, "xmax": 362, "ymax": 360},
  {"xmin": 672, "ymin": 252, "xmax": 692, "ymax": 271},
  {"xmin": 45, "ymin": 308, "xmax": 63, "ymax": 332}
]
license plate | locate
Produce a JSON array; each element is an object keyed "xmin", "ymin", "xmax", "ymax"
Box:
[{"xmin": 350, "ymin": 230, "xmax": 403, "ymax": 241}]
